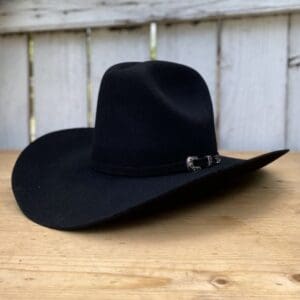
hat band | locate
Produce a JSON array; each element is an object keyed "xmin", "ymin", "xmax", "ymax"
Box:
[{"xmin": 92, "ymin": 154, "xmax": 221, "ymax": 177}]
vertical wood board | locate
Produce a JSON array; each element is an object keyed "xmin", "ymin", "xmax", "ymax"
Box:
[
  {"xmin": 219, "ymin": 16, "xmax": 288, "ymax": 151},
  {"xmin": 287, "ymin": 14, "xmax": 300, "ymax": 150},
  {"xmin": 34, "ymin": 31, "xmax": 88, "ymax": 138},
  {"xmin": 157, "ymin": 22, "xmax": 218, "ymax": 112},
  {"xmin": 90, "ymin": 26, "xmax": 149, "ymax": 121},
  {"xmin": 0, "ymin": 34, "xmax": 29, "ymax": 149}
]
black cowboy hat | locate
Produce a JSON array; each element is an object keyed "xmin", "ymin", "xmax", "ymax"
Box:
[{"xmin": 12, "ymin": 61, "xmax": 288, "ymax": 230}]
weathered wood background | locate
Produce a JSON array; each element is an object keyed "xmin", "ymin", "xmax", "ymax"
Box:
[{"xmin": 0, "ymin": 1, "xmax": 300, "ymax": 151}]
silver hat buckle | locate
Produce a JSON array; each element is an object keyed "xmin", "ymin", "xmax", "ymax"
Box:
[
  {"xmin": 186, "ymin": 156, "xmax": 202, "ymax": 172},
  {"xmin": 186, "ymin": 155, "xmax": 221, "ymax": 172}
]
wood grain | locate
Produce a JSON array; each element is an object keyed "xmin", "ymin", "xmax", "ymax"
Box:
[
  {"xmin": 219, "ymin": 15, "xmax": 288, "ymax": 151},
  {"xmin": 287, "ymin": 14, "xmax": 300, "ymax": 150},
  {"xmin": 0, "ymin": 151, "xmax": 299, "ymax": 299},
  {"xmin": 1, "ymin": 13, "xmax": 300, "ymax": 151},
  {"xmin": 1, "ymin": 0, "xmax": 300, "ymax": 33},
  {"xmin": 0, "ymin": 35, "xmax": 29, "ymax": 149},
  {"xmin": 33, "ymin": 32, "xmax": 88, "ymax": 138},
  {"xmin": 90, "ymin": 26, "xmax": 149, "ymax": 122},
  {"xmin": 157, "ymin": 21, "xmax": 218, "ymax": 112}
]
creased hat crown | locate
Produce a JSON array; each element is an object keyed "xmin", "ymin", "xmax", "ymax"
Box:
[{"xmin": 92, "ymin": 60, "xmax": 217, "ymax": 176}]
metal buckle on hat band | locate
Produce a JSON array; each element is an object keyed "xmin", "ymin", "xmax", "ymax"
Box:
[
  {"xmin": 186, "ymin": 155, "xmax": 221, "ymax": 172},
  {"xmin": 186, "ymin": 156, "xmax": 202, "ymax": 171}
]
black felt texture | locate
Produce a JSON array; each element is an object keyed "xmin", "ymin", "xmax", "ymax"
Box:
[
  {"xmin": 11, "ymin": 60, "xmax": 289, "ymax": 230},
  {"xmin": 92, "ymin": 61, "xmax": 218, "ymax": 176}
]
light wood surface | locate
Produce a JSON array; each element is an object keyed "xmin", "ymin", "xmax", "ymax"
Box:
[
  {"xmin": 1, "ymin": 0, "xmax": 300, "ymax": 33},
  {"xmin": 0, "ymin": 151, "xmax": 299, "ymax": 299}
]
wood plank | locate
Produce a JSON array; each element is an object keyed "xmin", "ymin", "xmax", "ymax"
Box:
[
  {"xmin": 0, "ymin": 35, "xmax": 29, "ymax": 149},
  {"xmin": 219, "ymin": 16, "xmax": 288, "ymax": 151},
  {"xmin": 1, "ymin": 0, "xmax": 300, "ymax": 33},
  {"xmin": 1, "ymin": 150, "xmax": 300, "ymax": 299},
  {"xmin": 34, "ymin": 32, "xmax": 88, "ymax": 138},
  {"xmin": 90, "ymin": 26, "xmax": 149, "ymax": 121},
  {"xmin": 157, "ymin": 21, "xmax": 218, "ymax": 113},
  {"xmin": 287, "ymin": 14, "xmax": 300, "ymax": 150}
]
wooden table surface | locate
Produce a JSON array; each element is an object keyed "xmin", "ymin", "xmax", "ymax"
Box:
[{"xmin": 0, "ymin": 151, "xmax": 299, "ymax": 299}]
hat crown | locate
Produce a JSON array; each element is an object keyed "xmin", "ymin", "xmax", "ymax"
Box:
[{"xmin": 92, "ymin": 61, "xmax": 217, "ymax": 175}]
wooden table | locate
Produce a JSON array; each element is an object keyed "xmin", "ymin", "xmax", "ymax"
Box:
[{"xmin": 0, "ymin": 151, "xmax": 299, "ymax": 299}]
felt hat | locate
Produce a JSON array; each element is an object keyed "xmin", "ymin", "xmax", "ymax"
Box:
[{"xmin": 12, "ymin": 61, "xmax": 288, "ymax": 230}]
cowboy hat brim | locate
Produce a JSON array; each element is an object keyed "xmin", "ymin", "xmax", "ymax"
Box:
[{"xmin": 12, "ymin": 128, "xmax": 288, "ymax": 230}]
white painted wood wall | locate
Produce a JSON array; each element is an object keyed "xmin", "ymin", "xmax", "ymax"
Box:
[{"xmin": 0, "ymin": 1, "xmax": 300, "ymax": 151}]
